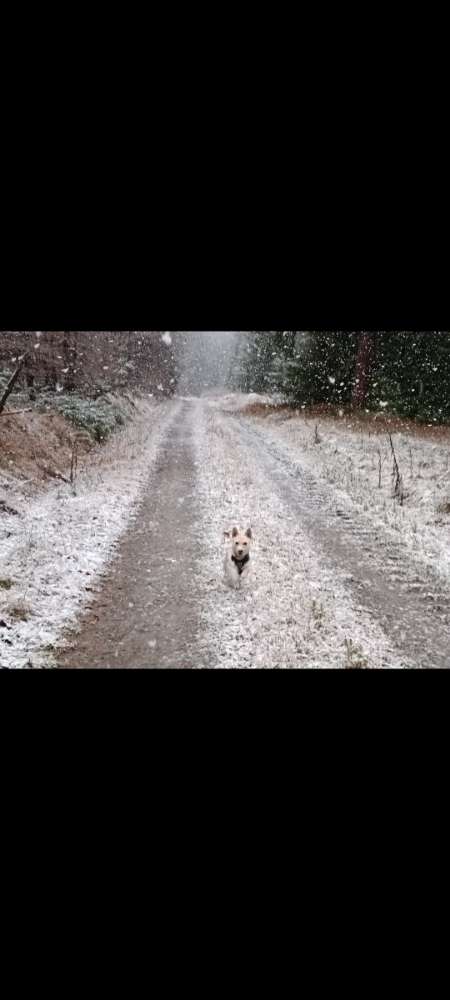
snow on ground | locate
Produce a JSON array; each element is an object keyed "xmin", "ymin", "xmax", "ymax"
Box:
[
  {"xmin": 0, "ymin": 399, "xmax": 180, "ymax": 668},
  {"xmin": 239, "ymin": 407, "xmax": 450, "ymax": 589},
  {"xmin": 193, "ymin": 399, "xmax": 410, "ymax": 668},
  {"xmin": 215, "ymin": 391, "xmax": 284, "ymax": 411},
  {"xmin": 3, "ymin": 389, "xmax": 444, "ymax": 670}
]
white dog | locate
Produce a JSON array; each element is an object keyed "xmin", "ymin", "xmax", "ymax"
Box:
[{"xmin": 223, "ymin": 527, "xmax": 253, "ymax": 589}]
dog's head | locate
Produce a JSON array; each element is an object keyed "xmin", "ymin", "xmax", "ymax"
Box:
[{"xmin": 224, "ymin": 526, "xmax": 252, "ymax": 559}]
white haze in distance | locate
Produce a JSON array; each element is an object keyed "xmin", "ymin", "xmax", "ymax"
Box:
[{"xmin": 177, "ymin": 331, "xmax": 243, "ymax": 395}]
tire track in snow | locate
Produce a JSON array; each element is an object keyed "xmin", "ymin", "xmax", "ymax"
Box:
[
  {"xmin": 193, "ymin": 401, "xmax": 410, "ymax": 668},
  {"xmin": 234, "ymin": 413, "xmax": 450, "ymax": 668}
]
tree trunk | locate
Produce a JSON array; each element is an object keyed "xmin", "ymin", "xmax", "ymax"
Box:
[
  {"xmin": 352, "ymin": 333, "xmax": 376, "ymax": 407},
  {"xmin": 63, "ymin": 331, "xmax": 77, "ymax": 390},
  {"xmin": 0, "ymin": 355, "xmax": 27, "ymax": 413}
]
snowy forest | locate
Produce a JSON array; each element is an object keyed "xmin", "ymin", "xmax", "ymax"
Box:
[
  {"xmin": 1, "ymin": 331, "xmax": 450, "ymax": 670},
  {"xmin": 0, "ymin": 331, "xmax": 179, "ymax": 397},
  {"xmin": 1, "ymin": 331, "xmax": 449, "ymax": 423},
  {"xmin": 236, "ymin": 332, "xmax": 450, "ymax": 423}
]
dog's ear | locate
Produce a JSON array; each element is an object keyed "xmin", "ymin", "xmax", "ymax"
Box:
[
  {"xmin": 245, "ymin": 527, "xmax": 252, "ymax": 539},
  {"xmin": 232, "ymin": 527, "xmax": 239, "ymax": 538}
]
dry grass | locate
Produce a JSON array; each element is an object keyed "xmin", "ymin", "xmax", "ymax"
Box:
[
  {"xmin": 0, "ymin": 408, "xmax": 93, "ymax": 486},
  {"xmin": 6, "ymin": 600, "xmax": 33, "ymax": 621},
  {"xmin": 241, "ymin": 401, "xmax": 450, "ymax": 441},
  {"xmin": 344, "ymin": 638, "xmax": 369, "ymax": 669}
]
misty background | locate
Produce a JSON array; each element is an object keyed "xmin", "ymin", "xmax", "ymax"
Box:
[{"xmin": 177, "ymin": 331, "xmax": 240, "ymax": 394}]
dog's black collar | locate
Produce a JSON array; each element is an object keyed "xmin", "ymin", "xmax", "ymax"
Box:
[{"xmin": 232, "ymin": 553, "xmax": 250, "ymax": 575}]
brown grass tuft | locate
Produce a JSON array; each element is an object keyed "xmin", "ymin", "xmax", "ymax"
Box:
[{"xmin": 6, "ymin": 601, "xmax": 33, "ymax": 621}]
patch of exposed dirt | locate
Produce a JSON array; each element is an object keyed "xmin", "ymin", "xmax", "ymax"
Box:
[{"xmin": 0, "ymin": 408, "xmax": 93, "ymax": 487}]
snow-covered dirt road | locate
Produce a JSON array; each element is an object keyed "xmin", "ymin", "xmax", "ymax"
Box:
[
  {"xmin": 58, "ymin": 400, "xmax": 204, "ymax": 668},
  {"xmin": 53, "ymin": 396, "xmax": 450, "ymax": 669}
]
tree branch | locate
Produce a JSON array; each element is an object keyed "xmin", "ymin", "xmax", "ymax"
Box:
[{"xmin": 0, "ymin": 355, "xmax": 28, "ymax": 414}]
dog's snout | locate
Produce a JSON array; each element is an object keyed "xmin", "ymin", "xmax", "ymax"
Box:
[{"xmin": 237, "ymin": 548, "xmax": 243, "ymax": 556}]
